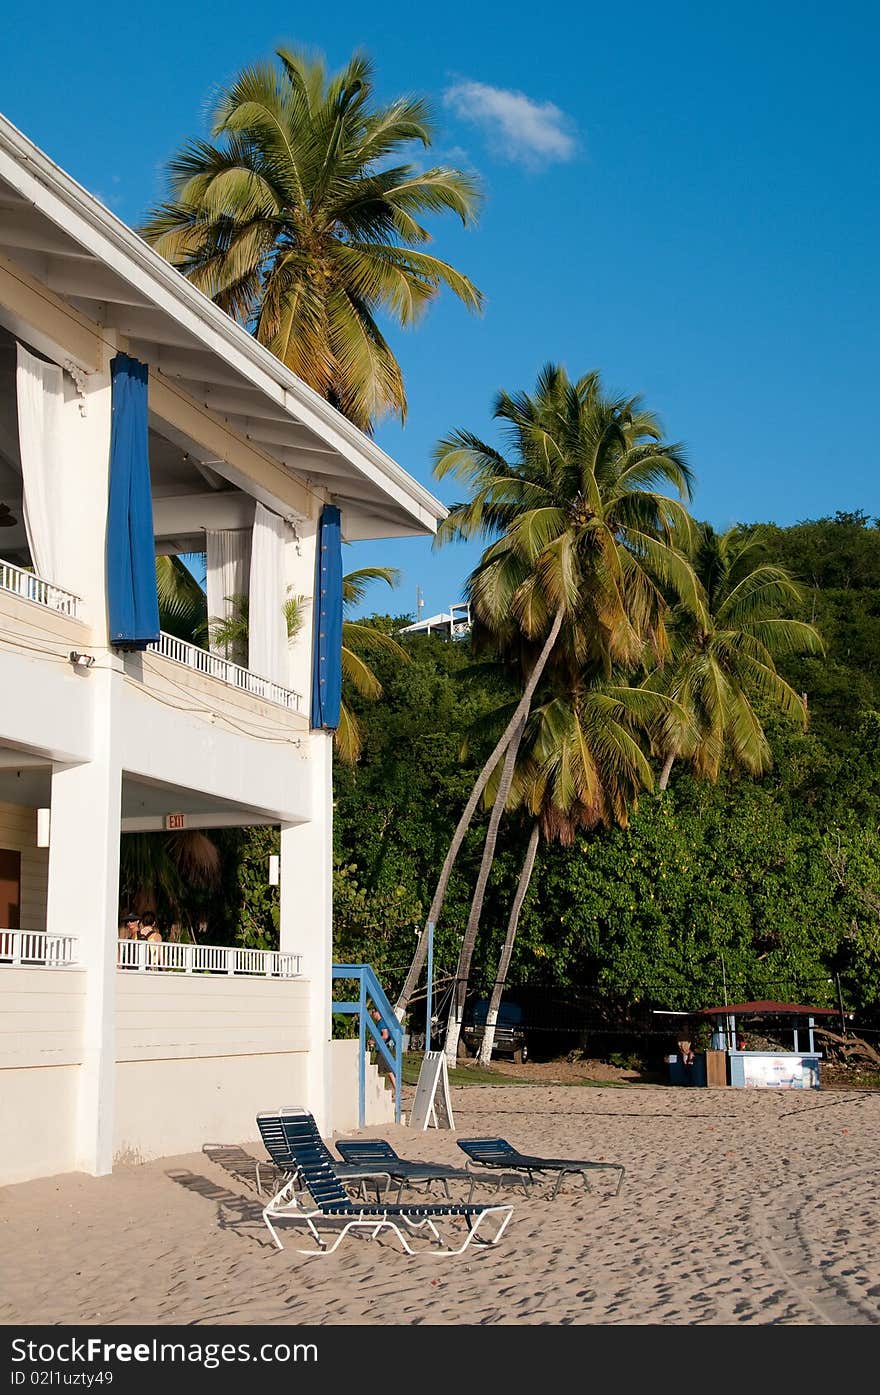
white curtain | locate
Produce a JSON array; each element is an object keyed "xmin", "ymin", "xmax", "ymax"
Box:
[
  {"xmin": 205, "ymin": 527, "xmax": 251, "ymax": 657},
  {"xmin": 16, "ymin": 343, "xmax": 64, "ymax": 582},
  {"xmin": 248, "ymin": 503, "xmax": 291, "ymax": 685}
]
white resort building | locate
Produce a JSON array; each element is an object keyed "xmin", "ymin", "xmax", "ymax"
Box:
[
  {"xmin": 399, "ymin": 602, "xmax": 471, "ymax": 640},
  {"xmin": 0, "ymin": 114, "xmax": 443, "ymax": 1186}
]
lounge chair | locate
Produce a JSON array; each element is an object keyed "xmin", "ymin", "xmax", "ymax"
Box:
[
  {"xmin": 258, "ymin": 1108, "xmax": 514, "ymax": 1255},
  {"xmin": 256, "ymin": 1109, "xmax": 392, "ymax": 1201},
  {"xmin": 457, "ymin": 1136, "xmax": 626, "ymax": 1198},
  {"xmin": 335, "ymin": 1138, "xmax": 530, "ymax": 1201}
]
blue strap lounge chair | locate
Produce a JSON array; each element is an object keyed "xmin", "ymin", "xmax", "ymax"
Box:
[
  {"xmin": 257, "ymin": 1108, "xmax": 514, "ymax": 1255},
  {"xmin": 334, "ymin": 1138, "xmax": 528, "ymax": 1201},
  {"xmin": 256, "ymin": 1109, "xmax": 392, "ymax": 1202},
  {"xmin": 457, "ymin": 1136, "xmax": 626, "ymax": 1198}
]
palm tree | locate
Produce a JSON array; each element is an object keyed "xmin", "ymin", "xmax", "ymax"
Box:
[
  {"xmin": 475, "ymin": 677, "xmax": 675, "ymax": 1063},
  {"xmin": 394, "ymin": 365, "xmax": 704, "ymax": 1042},
  {"xmin": 142, "ymin": 48, "xmax": 483, "ymax": 429},
  {"xmin": 654, "ymin": 524, "xmax": 824, "ymax": 788}
]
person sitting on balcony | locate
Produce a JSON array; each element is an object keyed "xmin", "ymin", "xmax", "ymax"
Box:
[
  {"xmin": 137, "ymin": 912, "xmax": 162, "ymax": 943},
  {"xmin": 138, "ymin": 912, "xmax": 163, "ymax": 969},
  {"xmin": 119, "ymin": 910, "xmax": 140, "ymax": 939},
  {"xmin": 117, "ymin": 911, "xmax": 140, "ymax": 969}
]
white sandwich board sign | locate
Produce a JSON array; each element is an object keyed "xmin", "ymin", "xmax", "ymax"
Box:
[{"xmin": 408, "ymin": 1050, "xmax": 455, "ymax": 1131}]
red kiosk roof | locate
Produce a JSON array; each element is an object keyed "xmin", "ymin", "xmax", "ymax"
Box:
[{"xmin": 698, "ymin": 1000, "xmax": 835, "ymax": 1017}]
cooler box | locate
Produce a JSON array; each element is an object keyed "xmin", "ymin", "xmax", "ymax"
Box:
[{"xmin": 667, "ymin": 1052, "xmax": 707, "ymax": 1086}]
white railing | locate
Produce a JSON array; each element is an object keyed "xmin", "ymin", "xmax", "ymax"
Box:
[
  {"xmin": 147, "ymin": 631, "xmax": 302, "ymax": 711},
  {"xmin": 0, "ymin": 558, "xmax": 80, "ymax": 617},
  {"xmin": 116, "ymin": 938, "xmax": 302, "ymax": 977},
  {"xmin": 0, "ymin": 930, "xmax": 78, "ymax": 966}
]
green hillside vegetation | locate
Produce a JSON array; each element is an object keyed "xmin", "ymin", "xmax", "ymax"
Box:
[{"xmin": 332, "ymin": 513, "xmax": 880, "ymax": 1019}]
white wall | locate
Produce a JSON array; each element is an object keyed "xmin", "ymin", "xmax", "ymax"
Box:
[
  {"xmin": 114, "ymin": 972, "xmax": 311, "ymax": 1162},
  {"xmin": 329, "ymin": 1039, "xmax": 395, "ymax": 1135},
  {"xmin": 0, "ymin": 598, "xmax": 93, "ymax": 763},
  {"xmin": 115, "ymin": 1054, "xmax": 310, "ymax": 1164},
  {"xmin": 0, "ymin": 1066, "xmax": 81, "ymax": 1183},
  {"xmin": 0, "ymin": 967, "xmax": 387, "ymax": 1182},
  {"xmin": 0, "ymin": 967, "xmax": 85, "ymax": 1183},
  {"xmin": 0, "ymin": 970, "xmax": 369, "ymax": 1182},
  {"xmin": 115, "ymin": 971, "xmax": 310, "ymax": 1058},
  {"xmin": 117, "ymin": 666, "xmax": 311, "ymax": 825},
  {"xmin": 0, "ymin": 965, "xmax": 85, "ymax": 1068}
]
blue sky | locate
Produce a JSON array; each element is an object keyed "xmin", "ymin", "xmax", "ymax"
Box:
[{"xmin": 3, "ymin": 1, "xmax": 878, "ymax": 620}]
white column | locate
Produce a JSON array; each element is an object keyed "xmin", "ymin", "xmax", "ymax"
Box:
[
  {"xmin": 284, "ymin": 507, "xmax": 319, "ymax": 709},
  {"xmin": 45, "ymin": 335, "xmax": 121, "ymax": 1176},
  {"xmin": 46, "ymin": 667, "xmax": 122, "ymax": 1175},
  {"xmin": 280, "ymin": 730, "xmax": 333, "ymax": 1133},
  {"xmin": 58, "ymin": 333, "xmax": 116, "ymax": 633}
]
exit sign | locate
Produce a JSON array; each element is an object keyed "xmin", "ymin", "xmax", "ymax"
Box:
[{"xmin": 164, "ymin": 812, "xmax": 186, "ymax": 830}]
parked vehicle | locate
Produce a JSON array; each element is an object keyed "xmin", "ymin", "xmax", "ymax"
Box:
[{"xmin": 460, "ymin": 998, "xmax": 528, "ymax": 1063}]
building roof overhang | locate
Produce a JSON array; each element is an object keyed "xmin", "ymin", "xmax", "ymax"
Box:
[{"xmin": 0, "ymin": 114, "xmax": 446, "ymax": 540}]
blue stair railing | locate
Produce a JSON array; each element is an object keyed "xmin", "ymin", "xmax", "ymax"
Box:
[{"xmin": 332, "ymin": 963, "xmax": 403, "ymax": 1126}]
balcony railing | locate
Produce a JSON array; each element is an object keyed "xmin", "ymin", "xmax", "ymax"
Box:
[
  {"xmin": 0, "ymin": 930, "xmax": 78, "ymax": 966},
  {"xmin": 0, "ymin": 558, "xmax": 80, "ymax": 618},
  {"xmin": 0, "ymin": 932, "xmax": 301, "ymax": 976},
  {"xmin": 117, "ymin": 938, "xmax": 302, "ymax": 977},
  {"xmin": 147, "ymin": 632, "xmax": 302, "ymax": 711}
]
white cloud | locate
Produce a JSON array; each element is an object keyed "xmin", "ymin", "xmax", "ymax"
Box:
[{"xmin": 443, "ymin": 80, "xmax": 577, "ymax": 168}]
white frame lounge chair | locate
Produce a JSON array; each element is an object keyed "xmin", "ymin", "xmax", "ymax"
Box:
[{"xmin": 258, "ymin": 1108, "xmax": 513, "ymax": 1256}]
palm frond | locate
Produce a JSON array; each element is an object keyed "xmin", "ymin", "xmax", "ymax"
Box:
[
  {"xmin": 334, "ymin": 700, "xmax": 363, "ymax": 764},
  {"xmin": 155, "ymin": 556, "xmax": 208, "ymax": 643},
  {"xmin": 342, "ymin": 566, "xmax": 400, "ymax": 606}
]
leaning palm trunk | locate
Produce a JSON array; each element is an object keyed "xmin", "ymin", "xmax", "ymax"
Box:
[
  {"xmin": 393, "ymin": 746, "xmax": 503, "ymax": 1022},
  {"xmin": 394, "ymin": 608, "xmax": 564, "ymax": 1023},
  {"xmin": 443, "ymin": 713, "xmax": 527, "ymax": 1066},
  {"xmin": 658, "ymin": 752, "xmax": 676, "ymax": 790},
  {"xmin": 477, "ymin": 821, "xmax": 540, "ymax": 1065}
]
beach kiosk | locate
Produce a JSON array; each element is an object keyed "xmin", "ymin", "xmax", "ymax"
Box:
[{"xmin": 697, "ymin": 1000, "xmax": 835, "ymax": 1089}]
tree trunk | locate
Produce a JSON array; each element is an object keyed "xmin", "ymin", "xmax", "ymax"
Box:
[
  {"xmin": 658, "ymin": 751, "xmax": 675, "ymax": 791},
  {"xmin": 813, "ymin": 1028, "xmax": 880, "ymax": 1069},
  {"xmin": 443, "ymin": 713, "xmax": 527, "ymax": 1066},
  {"xmin": 393, "ymin": 606, "xmax": 565, "ymax": 1023},
  {"xmin": 392, "ymin": 738, "xmax": 503, "ymax": 1023},
  {"xmin": 477, "ymin": 821, "xmax": 540, "ymax": 1065}
]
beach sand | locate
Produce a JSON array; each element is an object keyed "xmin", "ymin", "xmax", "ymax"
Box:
[{"xmin": 1, "ymin": 1082, "xmax": 878, "ymax": 1326}]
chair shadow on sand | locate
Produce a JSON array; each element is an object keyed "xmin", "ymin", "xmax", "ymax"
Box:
[
  {"xmin": 166, "ymin": 1153, "xmax": 275, "ymax": 1250},
  {"xmin": 201, "ymin": 1143, "xmax": 266, "ymax": 1192}
]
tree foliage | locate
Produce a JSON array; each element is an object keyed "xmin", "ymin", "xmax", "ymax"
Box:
[{"xmin": 331, "ymin": 515, "xmax": 880, "ymax": 1020}]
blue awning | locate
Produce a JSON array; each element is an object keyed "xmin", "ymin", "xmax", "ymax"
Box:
[
  {"xmin": 310, "ymin": 505, "xmax": 343, "ymax": 729},
  {"xmin": 106, "ymin": 354, "xmax": 160, "ymax": 649}
]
